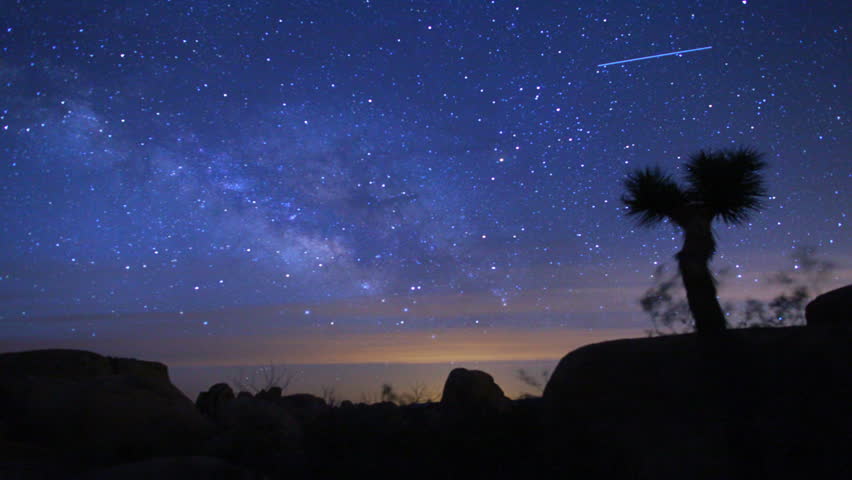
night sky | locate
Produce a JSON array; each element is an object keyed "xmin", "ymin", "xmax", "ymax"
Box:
[{"xmin": 2, "ymin": 1, "xmax": 849, "ymax": 398}]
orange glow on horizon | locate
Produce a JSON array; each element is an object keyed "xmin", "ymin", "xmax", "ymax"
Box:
[{"xmin": 4, "ymin": 327, "xmax": 642, "ymax": 367}]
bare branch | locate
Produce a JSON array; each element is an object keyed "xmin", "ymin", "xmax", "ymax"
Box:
[{"xmin": 231, "ymin": 363, "xmax": 293, "ymax": 394}]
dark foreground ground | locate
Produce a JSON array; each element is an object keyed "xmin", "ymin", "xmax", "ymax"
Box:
[{"xmin": 1, "ymin": 325, "xmax": 850, "ymax": 479}]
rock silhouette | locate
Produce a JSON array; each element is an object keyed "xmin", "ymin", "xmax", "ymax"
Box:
[
  {"xmin": 1, "ymin": 326, "xmax": 849, "ymax": 479},
  {"xmin": 277, "ymin": 394, "xmax": 328, "ymax": 425},
  {"xmin": 0, "ymin": 349, "xmax": 213, "ymax": 470},
  {"xmin": 0, "ymin": 349, "xmax": 169, "ymax": 382},
  {"xmin": 196, "ymin": 382, "xmax": 236, "ymax": 422},
  {"xmin": 544, "ymin": 326, "xmax": 852, "ymax": 479},
  {"xmin": 806, "ymin": 284, "xmax": 852, "ymax": 328},
  {"xmin": 440, "ymin": 367, "xmax": 511, "ymax": 414}
]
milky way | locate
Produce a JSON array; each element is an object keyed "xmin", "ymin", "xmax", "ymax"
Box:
[{"xmin": 1, "ymin": 1, "xmax": 849, "ymax": 343}]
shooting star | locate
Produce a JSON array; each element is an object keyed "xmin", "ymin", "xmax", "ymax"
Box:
[{"xmin": 598, "ymin": 46, "xmax": 712, "ymax": 67}]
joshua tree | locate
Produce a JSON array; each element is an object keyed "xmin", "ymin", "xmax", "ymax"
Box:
[{"xmin": 622, "ymin": 147, "xmax": 767, "ymax": 335}]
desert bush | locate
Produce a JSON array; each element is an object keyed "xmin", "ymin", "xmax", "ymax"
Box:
[
  {"xmin": 641, "ymin": 245, "xmax": 836, "ymax": 335},
  {"xmin": 230, "ymin": 363, "xmax": 293, "ymax": 394}
]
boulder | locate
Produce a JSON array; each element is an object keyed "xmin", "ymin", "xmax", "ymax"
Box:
[
  {"xmin": 806, "ymin": 284, "xmax": 852, "ymax": 327},
  {"xmin": 196, "ymin": 383, "xmax": 235, "ymax": 422},
  {"xmin": 256, "ymin": 386, "xmax": 283, "ymax": 402},
  {"xmin": 543, "ymin": 327, "xmax": 852, "ymax": 479},
  {"xmin": 440, "ymin": 368, "xmax": 510, "ymax": 414},
  {"xmin": 0, "ymin": 349, "xmax": 214, "ymax": 465}
]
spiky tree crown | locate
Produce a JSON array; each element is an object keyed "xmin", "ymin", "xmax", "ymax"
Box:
[
  {"xmin": 621, "ymin": 167, "xmax": 687, "ymax": 226},
  {"xmin": 684, "ymin": 147, "xmax": 767, "ymax": 224},
  {"xmin": 622, "ymin": 147, "xmax": 767, "ymax": 227}
]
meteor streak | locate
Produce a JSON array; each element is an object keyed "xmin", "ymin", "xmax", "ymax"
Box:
[{"xmin": 598, "ymin": 46, "xmax": 713, "ymax": 67}]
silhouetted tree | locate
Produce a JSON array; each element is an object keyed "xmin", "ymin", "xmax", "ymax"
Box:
[
  {"xmin": 401, "ymin": 382, "xmax": 435, "ymax": 404},
  {"xmin": 622, "ymin": 147, "xmax": 767, "ymax": 336},
  {"xmin": 320, "ymin": 385, "xmax": 338, "ymax": 407},
  {"xmin": 380, "ymin": 383, "xmax": 399, "ymax": 403},
  {"xmin": 358, "ymin": 382, "xmax": 436, "ymax": 405}
]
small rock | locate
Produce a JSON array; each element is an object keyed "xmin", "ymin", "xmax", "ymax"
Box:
[
  {"xmin": 196, "ymin": 383, "xmax": 235, "ymax": 422},
  {"xmin": 256, "ymin": 386, "xmax": 283, "ymax": 402}
]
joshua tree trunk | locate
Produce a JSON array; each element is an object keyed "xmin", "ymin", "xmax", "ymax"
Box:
[{"xmin": 676, "ymin": 214, "xmax": 727, "ymax": 335}]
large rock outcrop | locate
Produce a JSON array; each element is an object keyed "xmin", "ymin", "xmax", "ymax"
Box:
[
  {"xmin": 0, "ymin": 349, "xmax": 169, "ymax": 383},
  {"xmin": 543, "ymin": 327, "xmax": 852, "ymax": 479},
  {"xmin": 0, "ymin": 349, "xmax": 214, "ymax": 466},
  {"xmin": 806, "ymin": 284, "xmax": 852, "ymax": 327}
]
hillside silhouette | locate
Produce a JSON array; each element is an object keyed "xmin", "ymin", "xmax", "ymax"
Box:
[{"xmin": 1, "ymin": 285, "xmax": 849, "ymax": 479}]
